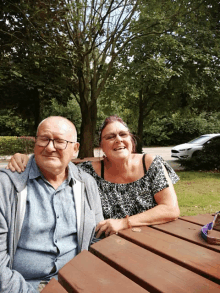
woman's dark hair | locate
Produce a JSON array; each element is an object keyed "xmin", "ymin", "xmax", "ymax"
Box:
[{"xmin": 99, "ymin": 115, "xmax": 136, "ymax": 153}]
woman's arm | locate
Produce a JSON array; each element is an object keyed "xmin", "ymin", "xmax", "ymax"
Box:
[
  {"xmin": 128, "ymin": 165, "xmax": 180, "ymax": 226},
  {"xmin": 6, "ymin": 153, "xmax": 29, "ymax": 173},
  {"xmin": 96, "ymin": 165, "xmax": 180, "ymax": 238}
]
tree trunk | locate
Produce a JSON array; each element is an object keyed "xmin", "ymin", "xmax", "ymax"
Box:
[
  {"xmin": 137, "ymin": 89, "xmax": 144, "ymax": 154},
  {"xmin": 78, "ymin": 98, "xmax": 97, "ymax": 158},
  {"xmin": 32, "ymin": 88, "xmax": 40, "ymax": 134}
]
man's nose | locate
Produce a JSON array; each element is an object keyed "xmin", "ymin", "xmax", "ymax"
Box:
[{"xmin": 45, "ymin": 139, "xmax": 56, "ymax": 151}]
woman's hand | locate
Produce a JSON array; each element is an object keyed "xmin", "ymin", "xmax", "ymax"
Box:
[
  {"xmin": 95, "ymin": 218, "xmax": 128, "ymax": 238},
  {"xmin": 6, "ymin": 153, "xmax": 29, "ymax": 173}
]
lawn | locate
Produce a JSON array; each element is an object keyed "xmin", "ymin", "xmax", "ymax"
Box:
[{"xmin": 175, "ymin": 171, "xmax": 220, "ymax": 216}]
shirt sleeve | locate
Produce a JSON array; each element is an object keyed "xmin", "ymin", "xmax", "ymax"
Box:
[{"xmin": 148, "ymin": 156, "xmax": 179, "ymax": 196}]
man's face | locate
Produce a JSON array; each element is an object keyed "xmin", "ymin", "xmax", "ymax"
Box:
[{"xmin": 34, "ymin": 117, "xmax": 79, "ymax": 176}]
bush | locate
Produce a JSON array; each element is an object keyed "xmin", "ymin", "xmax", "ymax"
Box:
[
  {"xmin": 180, "ymin": 139, "xmax": 220, "ymax": 171},
  {"xmin": 142, "ymin": 112, "xmax": 220, "ymax": 146},
  {"xmin": 0, "ymin": 136, "xmax": 35, "ymax": 156}
]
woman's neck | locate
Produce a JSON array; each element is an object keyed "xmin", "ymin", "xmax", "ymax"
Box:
[
  {"xmin": 103, "ymin": 154, "xmax": 143, "ymax": 183},
  {"xmin": 104, "ymin": 156, "xmax": 131, "ymax": 172}
]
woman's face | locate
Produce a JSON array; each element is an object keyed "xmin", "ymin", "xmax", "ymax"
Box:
[{"xmin": 100, "ymin": 121, "xmax": 133, "ymax": 160}]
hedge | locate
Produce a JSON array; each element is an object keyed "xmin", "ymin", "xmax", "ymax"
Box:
[{"xmin": 0, "ymin": 136, "xmax": 35, "ymax": 155}]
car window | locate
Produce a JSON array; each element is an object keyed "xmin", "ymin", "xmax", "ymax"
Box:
[
  {"xmin": 209, "ymin": 136, "xmax": 220, "ymax": 143},
  {"xmin": 188, "ymin": 136, "xmax": 211, "ymax": 144}
]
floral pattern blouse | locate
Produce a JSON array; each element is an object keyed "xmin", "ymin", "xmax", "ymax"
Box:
[{"xmin": 78, "ymin": 155, "xmax": 179, "ymax": 220}]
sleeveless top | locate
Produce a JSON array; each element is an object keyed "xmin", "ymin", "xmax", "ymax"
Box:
[{"xmin": 78, "ymin": 155, "xmax": 179, "ymax": 220}]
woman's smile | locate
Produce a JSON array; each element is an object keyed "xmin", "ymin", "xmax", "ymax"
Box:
[{"xmin": 113, "ymin": 146, "xmax": 126, "ymax": 151}]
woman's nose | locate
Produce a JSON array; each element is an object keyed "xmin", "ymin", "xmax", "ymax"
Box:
[{"xmin": 115, "ymin": 134, "xmax": 122, "ymax": 142}]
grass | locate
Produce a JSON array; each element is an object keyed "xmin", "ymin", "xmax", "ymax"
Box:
[{"xmin": 175, "ymin": 171, "xmax": 220, "ymax": 216}]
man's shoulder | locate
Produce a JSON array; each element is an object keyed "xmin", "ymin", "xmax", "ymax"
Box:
[
  {"xmin": 0, "ymin": 156, "xmax": 34, "ymax": 192},
  {"xmin": 0, "ymin": 170, "xmax": 13, "ymax": 186}
]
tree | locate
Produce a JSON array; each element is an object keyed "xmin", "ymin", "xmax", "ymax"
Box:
[
  {"xmin": 108, "ymin": 0, "xmax": 220, "ymax": 152},
  {"xmin": 63, "ymin": 0, "xmax": 141, "ymax": 157},
  {"xmin": 1, "ymin": 0, "xmax": 141, "ymax": 154},
  {"xmin": 1, "ymin": 0, "xmax": 219, "ymax": 155},
  {"xmin": 0, "ymin": 0, "xmax": 73, "ymax": 132}
]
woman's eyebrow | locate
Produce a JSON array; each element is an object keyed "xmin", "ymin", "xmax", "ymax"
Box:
[
  {"xmin": 103, "ymin": 131, "xmax": 128, "ymax": 136},
  {"xmin": 103, "ymin": 132, "xmax": 116, "ymax": 137}
]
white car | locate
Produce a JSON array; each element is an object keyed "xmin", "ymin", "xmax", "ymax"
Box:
[{"xmin": 171, "ymin": 134, "xmax": 220, "ymax": 159}]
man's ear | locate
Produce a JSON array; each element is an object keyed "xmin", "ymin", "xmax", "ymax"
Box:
[{"xmin": 72, "ymin": 142, "xmax": 80, "ymax": 158}]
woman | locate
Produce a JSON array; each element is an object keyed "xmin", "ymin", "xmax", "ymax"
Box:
[{"xmin": 7, "ymin": 115, "xmax": 180, "ymax": 237}]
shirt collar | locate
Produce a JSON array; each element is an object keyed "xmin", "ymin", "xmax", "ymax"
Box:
[
  {"xmin": 29, "ymin": 157, "xmax": 76, "ymax": 186},
  {"xmin": 67, "ymin": 165, "xmax": 76, "ymax": 186},
  {"xmin": 29, "ymin": 157, "xmax": 42, "ymax": 180}
]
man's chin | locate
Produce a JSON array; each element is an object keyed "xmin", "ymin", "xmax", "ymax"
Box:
[
  {"xmin": 38, "ymin": 157, "xmax": 61, "ymax": 168},
  {"xmin": 39, "ymin": 160, "xmax": 63, "ymax": 173}
]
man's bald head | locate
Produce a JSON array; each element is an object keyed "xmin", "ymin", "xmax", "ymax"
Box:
[{"xmin": 37, "ymin": 116, "xmax": 77, "ymax": 142}]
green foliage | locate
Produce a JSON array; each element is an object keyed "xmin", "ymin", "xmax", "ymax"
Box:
[
  {"xmin": 109, "ymin": 0, "xmax": 220, "ymax": 151},
  {"xmin": 0, "ymin": 109, "xmax": 34, "ymax": 136},
  {"xmin": 180, "ymin": 139, "xmax": 220, "ymax": 171},
  {"xmin": 0, "ymin": 0, "xmax": 74, "ymax": 130},
  {"xmin": 0, "ymin": 136, "xmax": 35, "ymax": 155},
  {"xmin": 42, "ymin": 98, "xmax": 82, "ymax": 137},
  {"xmin": 1, "ymin": 0, "xmax": 220, "ymax": 155},
  {"xmin": 142, "ymin": 112, "xmax": 220, "ymax": 146}
]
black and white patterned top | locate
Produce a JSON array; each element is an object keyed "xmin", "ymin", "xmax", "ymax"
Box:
[{"xmin": 78, "ymin": 155, "xmax": 179, "ymax": 220}]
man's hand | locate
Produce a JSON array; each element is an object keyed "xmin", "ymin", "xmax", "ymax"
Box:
[
  {"xmin": 6, "ymin": 153, "xmax": 29, "ymax": 173},
  {"xmin": 95, "ymin": 218, "xmax": 128, "ymax": 238}
]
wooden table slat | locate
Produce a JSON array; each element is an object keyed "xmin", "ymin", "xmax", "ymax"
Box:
[
  {"xmin": 151, "ymin": 219, "xmax": 220, "ymax": 252},
  {"xmin": 179, "ymin": 214, "xmax": 217, "ymax": 227},
  {"xmin": 41, "ymin": 278, "xmax": 67, "ymax": 293},
  {"xmin": 90, "ymin": 235, "xmax": 220, "ymax": 292},
  {"xmin": 58, "ymin": 250, "xmax": 148, "ymax": 293},
  {"xmin": 118, "ymin": 225, "xmax": 220, "ymax": 283}
]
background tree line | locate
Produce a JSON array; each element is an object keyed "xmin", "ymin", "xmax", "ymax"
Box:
[{"xmin": 0, "ymin": 0, "xmax": 220, "ymax": 156}]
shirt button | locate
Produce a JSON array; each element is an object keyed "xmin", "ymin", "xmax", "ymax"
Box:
[
  {"xmin": 55, "ymin": 239, "xmax": 57, "ymax": 243},
  {"xmin": 57, "ymin": 215, "xmax": 59, "ymax": 219}
]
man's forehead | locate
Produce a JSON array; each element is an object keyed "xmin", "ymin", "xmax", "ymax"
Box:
[{"xmin": 38, "ymin": 119, "xmax": 75, "ymax": 136}]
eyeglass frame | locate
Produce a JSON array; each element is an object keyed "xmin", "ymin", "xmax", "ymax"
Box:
[
  {"xmin": 35, "ymin": 136, "xmax": 76, "ymax": 150},
  {"xmin": 101, "ymin": 131, "xmax": 131, "ymax": 141}
]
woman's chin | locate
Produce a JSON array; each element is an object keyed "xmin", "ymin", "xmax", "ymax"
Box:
[{"xmin": 111, "ymin": 150, "xmax": 130, "ymax": 159}]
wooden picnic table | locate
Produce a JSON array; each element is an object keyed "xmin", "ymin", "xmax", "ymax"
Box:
[{"xmin": 42, "ymin": 214, "xmax": 220, "ymax": 292}]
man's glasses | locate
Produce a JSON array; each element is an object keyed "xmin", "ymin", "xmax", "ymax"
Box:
[{"xmin": 35, "ymin": 136, "xmax": 76, "ymax": 150}]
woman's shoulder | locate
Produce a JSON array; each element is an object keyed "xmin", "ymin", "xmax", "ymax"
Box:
[
  {"xmin": 78, "ymin": 160, "xmax": 102, "ymax": 178},
  {"xmin": 146, "ymin": 155, "xmax": 180, "ymax": 184},
  {"xmin": 131, "ymin": 153, "xmax": 155, "ymax": 173},
  {"xmin": 77, "ymin": 160, "xmax": 94, "ymax": 174},
  {"xmin": 143, "ymin": 153, "xmax": 155, "ymax": 170}
]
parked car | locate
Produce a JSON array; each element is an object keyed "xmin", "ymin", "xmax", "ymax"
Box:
[{"xmin": 171, "ymin": 134, "xmax": 220, "ymax": 159}]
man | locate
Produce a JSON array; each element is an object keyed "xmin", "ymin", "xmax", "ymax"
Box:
[{"xmin": 0, "ymin": 116, "xmax": 103, "ymax": 292}]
